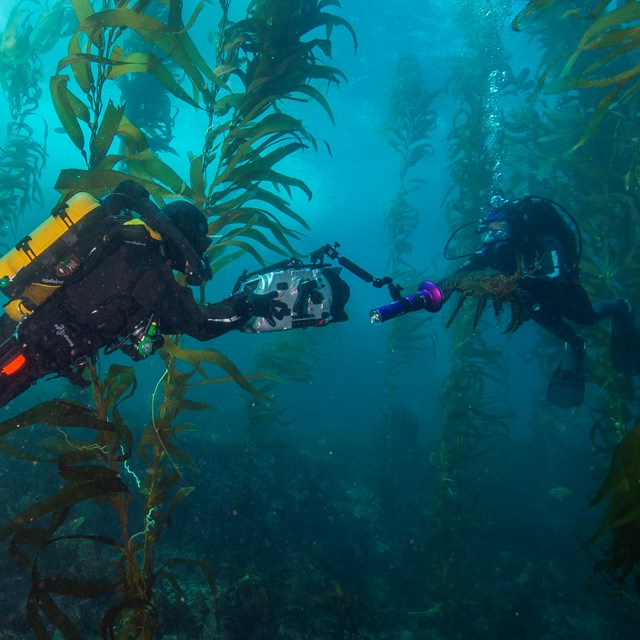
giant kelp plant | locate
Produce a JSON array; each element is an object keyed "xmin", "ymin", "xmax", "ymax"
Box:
[
  {"xmin": 377, "ymin": 53, "xmax": 437, "ymax": 516},
  {"xmin": 0, "ymin": 1, "xmax": 74, "ymax": 243},
  {"xmin": 589, "ymin": 417, "xmax": 640, "ymax": 594},
  {"xmin": 425, "ymin": 0, "xmax": 517, "ymax": 624},
  {"xmin": 0, "ymin": 1, "xmax": 355, "ymax": 638},
  {"xmin": 513, "ymin": 0, "xmax": 640, "ymax": 597},
  {"xmin": 115, "ymin": 3, "xmax": 179, "ymax": 156}
]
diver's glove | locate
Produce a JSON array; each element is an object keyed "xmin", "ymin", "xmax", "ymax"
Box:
[
  {"xmin": 517, "ymin": 272, "xmax": 557, "ymax": 300},
  {"xmin": 518, "ymin": 273, "xmax": 538, "ymax": 288},
  {"xmin": 246, "ymin": 291, "xmax": 289, "ymax": 327},
  {"xmin": 512, "ymin": 285, "xmax": 534, "ymax": 322}
]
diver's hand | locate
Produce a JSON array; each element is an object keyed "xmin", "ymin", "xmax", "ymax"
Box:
[
  {"xmin": 247, "ymin": 291, "xmax": 288, "ymax": 327},
  {"xmin": 512, "ymin": 286, "xmax": 534, "ymax": 322},
  {"xmin": 517, "ymin": 273, "xmax": 537, "ymax": 287}
]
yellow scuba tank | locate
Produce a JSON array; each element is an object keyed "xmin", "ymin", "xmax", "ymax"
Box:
[{"xmin": 0, "ymin": 192, "xmax": 105, "ymax": 321}]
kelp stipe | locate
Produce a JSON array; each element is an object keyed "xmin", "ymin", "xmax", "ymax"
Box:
[
  {"xmin": 0, "ymin": 395, "xmax": 130, "ymax": 639},
  {"xmin": 424, "ymin": 0, "xmax": 515, "ymax": 620},
  {"xmin": 381, "ymin": 54, "xmax": 437, "ymax": 183},
  {"xmin": 514, "ymin": 5, "xmax": 640, "ymax": 599},
  {"xmin": 115, "ymin": 3, "xmax": 179, "ymax": 157},
  {"xmin": 97, "ymin": 342, "xmax": 242, "ymax": 638},
  {"xmin": 246, "ymin": 328, "xmax": 335, "ymax": 440},
  {"xmin": 239, "ymin": 329, "xmax": 331, "ymax": 499},
  {"xmin": 0, "ymin": 348, "xmax": 269, "ymax": 638},
  {"xmin": 509, "ymin": 2, "xmax": 640, "ymax": 391},
  {"xmin": 51, "ymin": 0, "xmax": 211, "ymax": 199},
  {"xmin": 514, "ymin": 2, "xmax": 640, "ymax": 153},
  {"xmin": 0, "ymin": 366, "xmax": 151, "ymax": 639},
  {"xmin": 93, "ymin": 340, "xmax": 269, "ymax": 639},
  {"xmin": 51, "ymin": 0, "xmax": 355, "ymax": 264},
  {"xmin": 377, "ymin": 54, "xmax": 438, "ymax": 513}
]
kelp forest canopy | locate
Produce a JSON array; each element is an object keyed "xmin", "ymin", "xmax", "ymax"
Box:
[{"xmin": 1, "ymin": 1, "xmax": 640, "ymax": 639}]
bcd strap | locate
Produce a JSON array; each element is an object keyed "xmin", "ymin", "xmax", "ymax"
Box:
[{"xmin": 15, "ymin": 236, "xmax": 37, "ymax": 260}]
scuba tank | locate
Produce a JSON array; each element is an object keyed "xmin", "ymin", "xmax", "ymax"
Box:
[
  {"xmin": 502, "ymin": 196, "xmax": 581, "ymax": 271},
  {"xmin": 0, "ymin": 192, "xmax": 115, "ymax": 320}
]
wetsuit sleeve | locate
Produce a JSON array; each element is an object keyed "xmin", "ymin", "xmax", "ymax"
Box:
[
  {"xmin": 192, "ymin": 295, "xmax": 251, "ymax": 340},
  {"xmin": 152, "ymin": 276, "xmax": 250, "ymax": 340},
  {"xmin": 121, "ymin": 233, "xmax": 250, "ymax": 341},
  {"xmin": 441, "ymin": 250, "xmax": 490, "ymax": 283}
]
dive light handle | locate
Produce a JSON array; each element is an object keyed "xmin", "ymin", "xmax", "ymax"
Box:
[{"xmin": 370, "ymin": 281, "xmax": 443, "ymax": 324}]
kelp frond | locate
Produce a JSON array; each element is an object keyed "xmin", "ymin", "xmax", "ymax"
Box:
[
  {"xmin": 196, "ymin": 0, "xmax": 355, "ymax": 261},
  {"xmin": 517, "ymin": 2, "xmax": 640, "ymax": 151},
  {"xmin": 589, "ymin": 418, "xmax": 640, "ymax": 593}
]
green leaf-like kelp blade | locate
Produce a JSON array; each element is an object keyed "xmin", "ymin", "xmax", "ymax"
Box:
[
  {"xmin": 50, "ymin": 75, "xmax": 85, "ymax": 152},
  {"xmin": 0, "ymin": 475, "xmax": 129, "ymax": 541},
  {"xmin": 161, "ymin": 340, "xmax": 273, "ymax": 402},
  {"xmin": 0, "ymin": 399, "xmax": 114, "ymax": 437}
]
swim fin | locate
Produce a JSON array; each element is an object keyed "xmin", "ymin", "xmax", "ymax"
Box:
[
  {"xmin": 611, "ymin": 302, "xmax": 640, "ymax": 375},
  {"xmin": 546, "ymin": 346, "xmax": 585, "ymax": 409}
]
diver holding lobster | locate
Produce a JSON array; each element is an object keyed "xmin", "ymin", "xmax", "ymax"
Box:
[{"xmin": 370, "ymin": 193, "xmax": 640, "ymax": 408}]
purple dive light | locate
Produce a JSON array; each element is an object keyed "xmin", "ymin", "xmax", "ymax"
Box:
[{"xmin": 369, "ymin": 281, "xmax": 443, "ymax": 325}]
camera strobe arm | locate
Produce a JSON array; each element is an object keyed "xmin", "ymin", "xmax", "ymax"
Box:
[{"xmin": 309, "ymin": 242, "xmax": 399, "ymax": 295}]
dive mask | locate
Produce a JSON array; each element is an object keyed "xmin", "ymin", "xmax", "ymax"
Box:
[{"xmin": 477, "ymin": 213, "xmax": 509, "ymax": 244}]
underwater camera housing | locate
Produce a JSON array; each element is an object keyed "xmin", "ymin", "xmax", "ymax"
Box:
[{"xmin": 233, "ymin": 260, "xmax": 349, "ymax": 333}]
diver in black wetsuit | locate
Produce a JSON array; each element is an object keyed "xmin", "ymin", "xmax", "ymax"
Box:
[
  {"xmin": 0, "ymin": 180, "xmax": 288, "ymax": 408},
  {"xmin": 447, "ymin": 194, "xmax": 640, "ymax": 407}
]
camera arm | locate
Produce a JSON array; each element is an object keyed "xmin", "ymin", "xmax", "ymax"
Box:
[
  {"xmin": 309, "ymin": 243, "xmax": 442, "ymax": 323},
  {"xmin": 309, "ymin": 242, "xmax": 402, "ymax": 299}
]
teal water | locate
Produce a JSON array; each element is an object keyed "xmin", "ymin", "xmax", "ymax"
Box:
[{"xmin": 0, "ymin": 1, "xmax": 639, "ymax": 638}]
